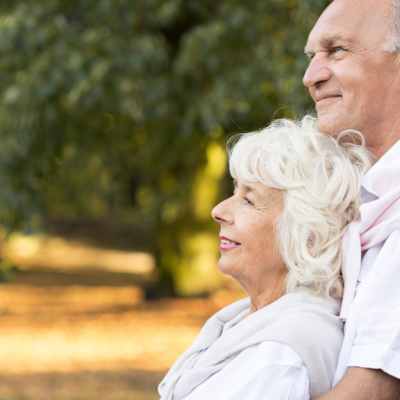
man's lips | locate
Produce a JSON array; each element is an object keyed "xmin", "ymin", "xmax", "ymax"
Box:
[
  {"xmin": 315, "ymin": 95, "xmax": 342, "ymax": 108},
  {"xmin": 219, "ymin": 236, "xmax": 241, "ymax": 250}
]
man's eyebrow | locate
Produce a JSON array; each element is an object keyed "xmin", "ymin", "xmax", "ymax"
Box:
[
  {"xmin": 319, "ymin": 33, "xmax": 354, "ymax": 48},
  {"xmin": 305, "ymin": 33, "xmax": 356, "ymax": 57},
  {"xmin": 304, "ymin": 43, "xmax": 314, "ymax": 57}
]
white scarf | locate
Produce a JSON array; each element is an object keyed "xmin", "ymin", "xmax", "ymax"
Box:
[
  {"xmin": 159, "ymin": 287, "xmax": 343, "ymax": 400},
  {"xmin": 340, "ymin": 140, "xmax": 400, "ymax": 320}
]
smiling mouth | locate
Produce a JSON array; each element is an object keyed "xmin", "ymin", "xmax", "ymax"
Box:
[
  {"xmin": 316, "ymin": 96, "xmax": 342, "ymax": 108},
  {"xmin": 219, "ymin": 236, "xmax": 241, "ymax": 250}
]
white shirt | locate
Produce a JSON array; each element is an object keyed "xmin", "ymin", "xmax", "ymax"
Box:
[
  {"xmin": 333, "ymin": 182, "xmax": 400, "ymax": 385},
  {"xmin": 183, "ymin": 341, "xmax": 310, "ymax": 400}
]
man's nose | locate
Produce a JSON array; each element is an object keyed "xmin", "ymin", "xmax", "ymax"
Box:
[{"xmin": 303, "ymin": 56, "xmax": 332, "ymax": 88}]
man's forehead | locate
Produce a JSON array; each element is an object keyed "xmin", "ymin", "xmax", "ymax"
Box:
[
  {"xmin": 306, "ymin": 0, "xmax": 389, "ymax": 52},
  {"xmin": 307, "ymin": 5, "xmax": 362, "ymax": 49}
]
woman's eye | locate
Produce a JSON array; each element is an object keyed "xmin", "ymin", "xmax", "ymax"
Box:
[
  {"xmin": 333, "ymin": 46, "xmax": 343, "ymax": 53},
  {"xmin": 244, "ymin": 197, "xmax": 254, "ymax": 206}
]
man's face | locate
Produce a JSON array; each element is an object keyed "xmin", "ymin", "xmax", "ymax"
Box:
[{"xmin": 303, "ymin": 0, "xmax": 400, "ymax": 153}]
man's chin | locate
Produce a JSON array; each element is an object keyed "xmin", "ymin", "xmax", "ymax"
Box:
[{"xmin": 317, "ymin": 114, "xmax": 348, "ymax": 136}]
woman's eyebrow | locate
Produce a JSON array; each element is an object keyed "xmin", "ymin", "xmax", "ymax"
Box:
[
  {"xmin": 234, "ymin": 180, "xmax": 264, "ymax": 200},
  {"xmin": 243, "ymin": 184, "xmax": 254, "ymax": 193},
  {"xmin": 243, "ymin": 184, "xmax": 266, "ymax": 202}
]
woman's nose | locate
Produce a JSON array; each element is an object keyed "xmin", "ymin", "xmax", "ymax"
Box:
[{"xmin": 212, "ymin": 199, "xmax": 233, "ymax": 225}]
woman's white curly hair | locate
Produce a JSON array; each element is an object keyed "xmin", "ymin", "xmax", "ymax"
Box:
[{"xmin": 228, "ymin": 116, "xmax": 372, "ymax": 298}]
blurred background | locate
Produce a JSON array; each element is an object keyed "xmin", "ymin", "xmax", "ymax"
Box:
[{"xmin": 0, "ymin": 0, "xmax": 330, "ymax": 399}]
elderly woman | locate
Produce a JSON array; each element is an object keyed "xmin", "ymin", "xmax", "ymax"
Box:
[{"xmin": 158, "ymin": 116, "xmax": 371, "ymax": 400}]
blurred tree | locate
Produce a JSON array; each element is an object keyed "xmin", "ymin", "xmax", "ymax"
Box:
[{"xmin": 0, "ymin": 0, "xmax": 330, "ymax": 293}]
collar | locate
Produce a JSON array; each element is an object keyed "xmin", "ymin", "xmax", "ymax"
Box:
[{"xmin": 361, "ymin": 139, "xmax": 400, "ymax": 198}]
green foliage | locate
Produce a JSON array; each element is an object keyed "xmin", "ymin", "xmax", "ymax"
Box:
[{"xmin": 0, "ymin": 0, "xmax": 331, "ymax": 294}]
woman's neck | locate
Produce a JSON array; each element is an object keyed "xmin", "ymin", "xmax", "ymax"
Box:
[{"xmin": 236, "ymin": 268, "xmax": 288, "ymax": 316}]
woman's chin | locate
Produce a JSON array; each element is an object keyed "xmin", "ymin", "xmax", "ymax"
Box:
[{"xmin": 217, "ymin": 259, "xmax": 239, "ymax": 276}]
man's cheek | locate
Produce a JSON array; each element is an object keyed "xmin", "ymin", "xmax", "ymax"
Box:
[{"xmin": 309, "ymin": 88, "xmax": 316, "ymax": 102}]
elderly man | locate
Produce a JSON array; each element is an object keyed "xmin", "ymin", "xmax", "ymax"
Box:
[{"xmin": 303, "ymin": 0, "xmax": 400, "ymax": 399}]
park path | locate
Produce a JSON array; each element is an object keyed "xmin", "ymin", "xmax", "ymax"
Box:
[{"xmin": 0, "ymin": 284, "xmax": 244, "ymax": 400}]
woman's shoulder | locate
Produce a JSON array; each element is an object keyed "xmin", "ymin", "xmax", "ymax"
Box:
[
  {"xmin": 263, "ymin": 288, "xmax": 343, "ymax": 398},
  {"xmin": 273, "ymin": 288, "xmax": 343, "ymax": 346},
  {"xmin": 285, "ymin": 285, "xmax": 342, "ymax": 313}
]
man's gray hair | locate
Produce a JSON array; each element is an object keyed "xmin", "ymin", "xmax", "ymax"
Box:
[{"xmin": 382, "ymin": 0, "xmax": 400, "ymax": 52}]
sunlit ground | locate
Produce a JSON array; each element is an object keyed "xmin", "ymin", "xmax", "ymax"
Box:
[{"xmin": 0, "ymin": 284, "xmax": 245, "ymax": 399}]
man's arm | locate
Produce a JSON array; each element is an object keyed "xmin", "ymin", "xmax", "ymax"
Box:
[{"xmin": 315, "ymin": 367, "xmax": 400, "ymax": 400}]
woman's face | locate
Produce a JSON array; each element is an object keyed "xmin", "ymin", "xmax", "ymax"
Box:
[{"xmin": 212, "ymin": 179, "xmax": 285, "ymax": 284}]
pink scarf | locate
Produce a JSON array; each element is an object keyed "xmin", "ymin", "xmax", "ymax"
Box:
[{"xmin": 340, "ymin": 140, "xmax": 400, "ymax": 320}]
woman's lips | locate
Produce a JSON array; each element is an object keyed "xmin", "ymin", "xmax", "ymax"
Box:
[
  {"xmin": 219, "ymin": 236, "xmax": 241, "ymax": 250},
  {"xmin": 220, "ymin": 243, "xmax": 241, "ymax": 250}
]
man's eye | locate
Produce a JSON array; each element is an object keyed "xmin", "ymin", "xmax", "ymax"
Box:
[{"xmin": 333, "ymin": 46, "xmax": 343, "ymax": 53}]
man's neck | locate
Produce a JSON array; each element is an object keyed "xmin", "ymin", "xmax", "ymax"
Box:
[{"xmin": 366, "ymin": 119, "xmax": 400, "ymax": 160}]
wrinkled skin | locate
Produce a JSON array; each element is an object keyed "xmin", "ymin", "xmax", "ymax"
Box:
[
  {"xmin": 303, "ymin": 0, "xmax": 400, "ymax": 159},
  {"xmin": 305, "ymin": 0, "xmax": 400, "ymax": 399},
  {"xmin": 212, "ymin": 179, "xmax": 287, "ymax": 315}
]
